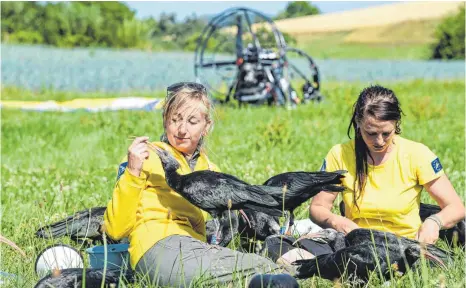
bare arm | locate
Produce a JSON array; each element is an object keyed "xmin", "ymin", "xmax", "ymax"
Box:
[
  {"xmin": 310, "ymin": 191, "xmax": 359, "ymax": 234},
  {"xmin": 417, "ymin": 175, "xmax": 465, "ymax": 243},
  {"xmin": 425, "ymin": 175, "xmax": 465, "ymax": 228}
]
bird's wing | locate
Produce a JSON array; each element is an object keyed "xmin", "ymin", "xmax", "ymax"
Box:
[
  {"xmin": 35, "ymin": 207, "xmax": 106, "ymax": 239},
  {"xmin": 263, "ymin": 171, "xmax": 345, "ymax": 202},
  {"xmin": 264, "ymin": 171, "xmax": 346, "ymax": 187},
  {"xmin": 293, "ymin": 252, "xmax": 338, "ymax": 280},
  {"xmin": 213, "ymin": 178, "xmax": 280, "ymax": 206}
]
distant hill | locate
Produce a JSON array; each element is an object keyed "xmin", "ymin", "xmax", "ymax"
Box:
[
  {"xmin": 273, "ymin": 2, "xmax": 463, "ymax": 35},
  {"xmin": 267, "ymin": 2, "xmax": 464, "ymax": 59}
]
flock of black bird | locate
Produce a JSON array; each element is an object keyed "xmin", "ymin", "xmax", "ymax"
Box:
[
  {"xmin": 293, "ymin": 228, "xmax": 451, "ymax": 281},
  {"xmin": 153, "ymin": 147, "xmax": 345, "ymax": 244},
  {"xmin": 339, "ymin": 201, "xmax": 465, "ymax": 248},
  {"xmin": 32, "ymin": 148, "xmax": 463, "ymax": 287}
]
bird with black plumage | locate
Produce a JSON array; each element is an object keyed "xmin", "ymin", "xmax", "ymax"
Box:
[
  {"xmin": 339, "ymin": 201, "xmax": 466, "ymax": 248},
  {"xmin": 206, "ymin": 209, "xmax": 239, "ymax": 247},
  {"xmin": 153, "ymin": 146, "xmax": 286, "ymax": 244},
  {"xmin": 263, "ymin": 170, "xmax": 347, "ymax": 232},
  {"xmin": 34, "ymin": 268, "xmax": 134, "ymax": 288},
  {"xmin": 35, "ymin": 207, "xmax": 127, "ymax": 244},
  {"xmin": 152, "ymin": 145, "xmax": 346, "ymax": 245},
  {"xmin": 293, "ymin": 239, "xmax": 447, "ymax": 282},
  {"xmin": 294, "ymin": 228, "xmax": 452, "ymax": 269}
]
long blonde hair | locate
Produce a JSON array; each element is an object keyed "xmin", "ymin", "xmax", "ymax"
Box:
[{"xmin": 162, "ymin": 83, "xmax": 214, "ymax": 148}]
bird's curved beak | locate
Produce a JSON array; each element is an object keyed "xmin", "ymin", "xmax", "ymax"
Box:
[
  {"xmin": 238, "ymin": 209, "xmax": 252, "ymax": 229},
  {"xmin": 0, "ymin": 235, "xmax": 26, "ymax": 257},
  {"xmin": 151, "ymin": 145, "xmax": 166, "ymax": 159},
  {"xmin": 144, "ymin": 141, "xmax": 164, "ymax": 155},
  {"xmin": 423, "ymin": 250, "xmax": 447, "ymax": 269}
]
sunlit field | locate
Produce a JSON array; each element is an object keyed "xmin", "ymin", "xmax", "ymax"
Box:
[{"xmin": 1, "ymin": 79, "xmax": 464, "ymax": 287}]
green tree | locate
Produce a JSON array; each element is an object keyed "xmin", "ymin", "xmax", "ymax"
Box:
[
  {"xmin": 275, "ymin": 1, "xmax": 320, "ymax": 20},
  {"xmin": 430, "ymin": 4, "xmax": 465, "ymax": 60},
  {"xmin": 116, "ymin": 18, "xmax": 151, "ymax": 48},
  {"xmin": 42, "ymin": 2, "xmax": 71, "ymax": 46},
  {"xmin": 0, "ymin": 1, "xmax": 214, "ymax": 51},
  {"xmin": 1, "ymin": 2, "xmax": 45, "ymax": 42}
]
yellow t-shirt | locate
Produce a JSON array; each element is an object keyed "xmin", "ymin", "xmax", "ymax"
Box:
[
  {"xmin": 104, "ymin": 142, "xmax": 219, "ymax": 269},
  {"xmin": 322, "ymin": 136, "xmax": 444, "ymax": 239}
]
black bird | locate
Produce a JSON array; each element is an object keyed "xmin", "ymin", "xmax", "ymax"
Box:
[
  {"xmin": 34, "ymin": 268, "xmax": 134, "ymax": 288},
  {"xmin": 237, "ymin": 209, "xmax": 282, "ymax": 253},
  {"xmin": 206, "ymin": 210, "xmax": 239, "ymax": 247},
  {"xmin": 248, "ymin": 273, "xmax": 299, "ymax": 288},
  {"xmin": 238, "ymin": 209, "xmax": 283, "ymax": 242},
  {"xmin": 238, "ymin": 171, "xmax": 347, "ymax": 242},
  {"xmin": 264, "ymin": 171, "xmax": 346, "ymax": 228},
  {"xmin": 35, "ymin": 207, "xmax": 126, "ymax": 244},
  {"xmin": 154, "ymin": 148, "xmax": 285, "ymax": 242},
  {"xmin": 340, "ymin": 201, "xmax": 465, "ymax": 247},
  {"xmin": 295, "ymin": 228, "xmax": 452, "ymax": 264},
  {"xmin": 293, "ymin": 241, "xmax": 446, "ymax": 282}
]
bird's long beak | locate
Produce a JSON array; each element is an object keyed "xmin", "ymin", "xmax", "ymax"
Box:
[
  {"xmin": 238, "ymin": 209, "xmax": 252, "ymax": 229},
  {"xmin": 423, "ymin": 250, "xmax": 447, "ymax": 269},
  {"xmin": 152, "ymin": 146, "xmax": 167, "ymax": 160},
  {"xmin": 0, "ymin": 235, "xmax": 26, "ymax": 257},
  {"xmin": 292, "ymin": 231, "xmax": 328, "ymax": 245},
  {"xmin": 143, "ymin": 141, "xmax": 164, "ymax": 155}
]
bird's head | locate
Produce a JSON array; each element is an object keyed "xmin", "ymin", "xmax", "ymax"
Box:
[
  {"xmin": 404, "ymin": 244, "xmax": 447, "ymax": 269},
  {"xmin": 154, "ymin": 147, "xmax": 180, "ymax": 172}
]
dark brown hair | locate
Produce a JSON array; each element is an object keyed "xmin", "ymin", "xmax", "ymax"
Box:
[{"xmin": 347, "ymin": 85, "xmax": 403, "ymax": 211}]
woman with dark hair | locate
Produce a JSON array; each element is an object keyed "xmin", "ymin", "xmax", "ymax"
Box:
[{"xmin": 309, "ymin": 85, "xmax": 464, "ymax": 244}]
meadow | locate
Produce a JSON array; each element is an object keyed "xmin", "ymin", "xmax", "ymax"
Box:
[{"xmin": 1, "ymin": 78, "xmax": 465, "ymax": 287}]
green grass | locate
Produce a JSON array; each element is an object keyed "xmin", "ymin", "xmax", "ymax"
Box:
[
  {"xmin": 0, "ymin": 85, "xmax": 166, "ymax": 102},
  {"xmin": 1, "ymin": 79, "xmax": 465, "ymax": 287},
  {"xmin": 293, "ymin": 19, "xmax": 442, "ymax": 60},
  {"xmin": 295, "ymin": 32, "xmax": 431, "ymax": 60}
]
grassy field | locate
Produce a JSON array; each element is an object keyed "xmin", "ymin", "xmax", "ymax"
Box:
[
  {"xmin": 293, "ymin": 20, "xmax": 439, "ymax": 60},
  {"xmin": 1, "ymin": 80, "xmax": 465, "ymax": 287},
  {"xmin": 272, "ymin": 2, "xmax": 464, "ymax": 60},
  {"xmin": 295, "ymin": 32, "xmax": 430, "ymax": 60}
]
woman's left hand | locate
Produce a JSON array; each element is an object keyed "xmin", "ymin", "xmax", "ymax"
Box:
[{"xmin": 416, "ymin": 220, "xmax": 440, "ymax": 244}]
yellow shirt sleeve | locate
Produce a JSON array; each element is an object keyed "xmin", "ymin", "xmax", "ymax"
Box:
[
  {"xmin": 104, "ymin": 157, "xmax": 148, "ymax": 240},
  {"xmin": 414, "ymin": 144, "xmax": 445, "ymax": 185},
  {"xmin": 321, "ymin": 145, "xmax": 342, "ymax": 172}
]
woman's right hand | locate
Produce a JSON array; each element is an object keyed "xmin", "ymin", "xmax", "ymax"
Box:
[
  {"xmin": 332, "ymin": 215, "xmax": 359, "ymax": 235},
  {"xmin": 127, "ymin": 136, "xmax": 150, "ymax": 177}
]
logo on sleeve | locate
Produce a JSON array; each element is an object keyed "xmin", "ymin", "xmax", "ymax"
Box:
[
  {"xmin": 431, "ymin": 158, "xmax": 443, "ymax": 173},
  {"xmin": 320, "ymin": 159, "xmax": 327, "ymax": 172},
  {"xmin": 117, "ymin": 162, "xmax": 128, "ymax": 181}
]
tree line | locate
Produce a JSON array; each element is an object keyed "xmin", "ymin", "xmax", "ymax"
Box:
[
  {"xmin": 1, "ymin": 1, "xmax": 463, "ymax": 59},
  {"xmin": 0, "ymin": 1, "xmax": 318, "ymax": 51}
]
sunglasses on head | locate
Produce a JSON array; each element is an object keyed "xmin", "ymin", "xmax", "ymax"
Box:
[{"xmin": 167, "ymin": 82, "xmax": 207, "ymax": 97}]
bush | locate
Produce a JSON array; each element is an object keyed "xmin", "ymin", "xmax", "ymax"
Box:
[
  {"xmin": 275, "ymin": 1, "xmax": 320, "ymax": 20},
  {"xmin": 430, "ymin": 4, "xmax": 465, "ymax": 60},
  {"xmin": 7, "ymin": 30, "xmax": 44, "ymax": 44}
]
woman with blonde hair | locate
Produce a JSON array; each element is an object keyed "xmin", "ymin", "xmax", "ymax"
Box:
[{"xmin": 104, "ymin": 82, "xmax": 284, "ymax": 287}]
